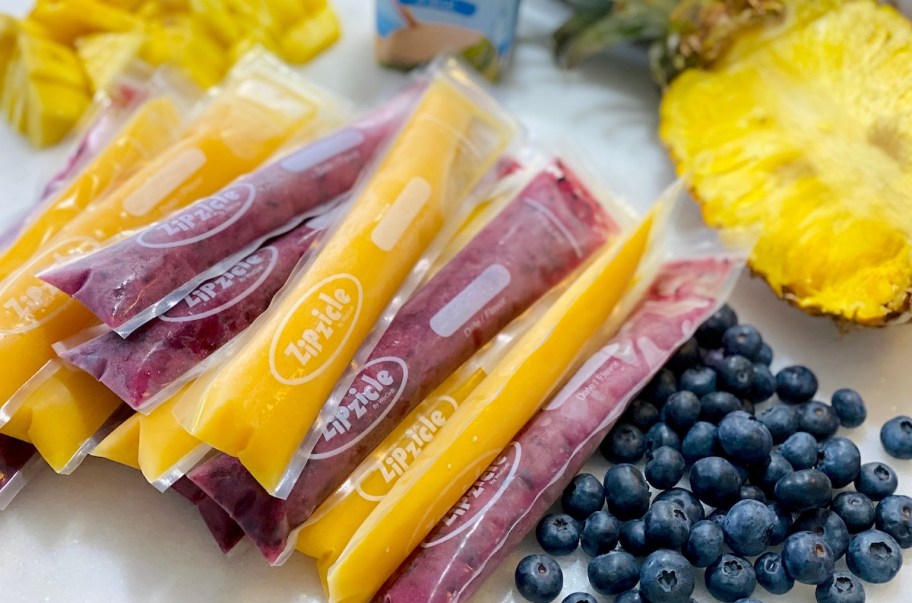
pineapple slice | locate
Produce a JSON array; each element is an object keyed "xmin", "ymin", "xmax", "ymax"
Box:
[
  {"xmin": 76, "ymin": 30, "xmax": 146, "ymax": 93},
  {"xmin": 660, "ymin": 0, "xmax": 912, "ymax": 325}
]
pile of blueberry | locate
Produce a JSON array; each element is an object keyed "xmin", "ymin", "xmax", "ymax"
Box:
[{"xmin": 514, "ymin": 305, "xmax": 912, "ymax": 603}]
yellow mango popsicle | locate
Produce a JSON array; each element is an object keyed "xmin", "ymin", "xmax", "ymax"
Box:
[
  {"xmin": 0, "ymin": 54, "xmax": 334, "ymax": 410},
  {"xmin": 0, "ymin": 362, "xmax": 126, "ymax": 473},
  {"xmin": 325, "ymin": 212, "xmax": 656, "ymax": 602},
  {"xmin": 296, "ymin": 365, "xmax": 486, "ymax": 574},
  {"xmin": 176, "ymin": 60, "xmax": 517, "ymax": 497},
  {"xmin": 91, "ymin": 412, "xmax": 140, "ymax": 470},
  {"xmin": 0, "ymin": 95, "xmax": 183, "ymax": 280}
]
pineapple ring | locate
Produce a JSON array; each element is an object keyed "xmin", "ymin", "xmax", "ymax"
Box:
[{"xmin": 660, "ymin": 0, "xmax": 912, "ymax": 326}]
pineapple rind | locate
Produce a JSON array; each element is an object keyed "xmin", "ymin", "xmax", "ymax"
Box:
[{"xmin": 661, "ymin": 0, "xmax": 912, "ymax": 326}]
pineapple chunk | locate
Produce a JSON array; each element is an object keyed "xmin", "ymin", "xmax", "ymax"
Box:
[
  {"xmin": 25, "ymin": 79, "xmax": 91, "ymax": 146},
  {"xmin": 661, "ymin": 0, "xmax": 912, "ymax": 325},
  {"xmin": 280, "ymin": 3, "xmax": 340, "ymax": 64},
  {"xmin": 29, "ymin": 0, "xmax": 141, "ymax": 45},
  {"xmin": 76, "ymin": 30, "xmax": 146, "ymax": 93},
  {"xmin": 140, "ymin": 15, "xmax": 226, "ymax": 88}
]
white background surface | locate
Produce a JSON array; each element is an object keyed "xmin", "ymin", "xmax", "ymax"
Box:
[{"xmin": 0, "ymin": 0, "xmax": 911, "ymax": 601}]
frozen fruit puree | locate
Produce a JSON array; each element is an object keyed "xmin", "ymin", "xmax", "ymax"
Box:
[
  {"xmin": 376, "ymin": 256, "xmax": 746, "ymax": 602},
  {"xmin": 325, "ymin": 209, "xmax": 656, "ymax": 602},
  {"xmin": 0, "ymin": 94, "xmax": 182, "ymax": 279},
  {"xmin": 42, "ymin": 87, "xmax": 421, "ymax": 335},
  {"xmin": 171, "ymin": 477, "xmax": 245, "ymax": 554},
  {"xmin": 188, "ymin": 157, "xmax": 626, "ymax": 563},
  {"xmin": 0, "ymin": 361, "xmax": 129, "ymax": 474},
  {"xmin": 0, "ymin": 434, "xmax": 42, "ymax": 510},
  {"xmin": 175, "ymin": 59, "xmax": 518, "ymax": 498},
  {"xmin": 58, "ymin": 219, "xmax": 327, "ymax": 412},
  {"xmin": 0, "ymin": 53, "xmax": 333, "ymax": 413}
]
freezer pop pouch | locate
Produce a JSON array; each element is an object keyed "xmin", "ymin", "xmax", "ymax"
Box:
[
  {"xmin": 0, "ymin": 77, "xmax": 190, "ymax": 280},
  {"xmin": 188, "ymin": 155, "xmax": 631, "ymax": 563},
  {"xmin": 376, "ymin": 255, "xmax": 751, "ymax": 603},
  {"xmin": 0, "ymin": 360, "xmax": 130, "ymax": 474},
  {"xmin": 55, "ymin": 215, "xmax": 334, "ymax": 412},
  {"xmin": 324, "ymin": 192, "xmax": 676, "ymax": 601},
  {"xmin": 42, "ymin": 86, "xmax": 423, "ymax": 336},
  {"xmin": 176, "ymin": 57, "xmax": 519, "ymax": 498},
  {"xmin": 0, "ymin": 50, "xmax": 337, "ymax": 412},
  {"xmin": 171, "ymin": 477, "xmax": 246, "ymax": 554},
  {"xmin": 0, "ymin": 434, "xmax": 43, "ymax": 510}
]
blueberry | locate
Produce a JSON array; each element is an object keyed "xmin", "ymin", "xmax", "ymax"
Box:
[
  {"xmin": 705, "ymin": 554, "xmax": 757, "ymax": 602},
  {"xmin": 831, "ymin": 388, "xmax": 866, "ymax": 428},
  {"xmin": 816, "ymin": 437, "xmax": 861, "ymax": 489},
  {"xmin": 755, "ymin": 342, "xmax": 773, "ymax": 366},
  {"xmin": 515, "ymin": 554, "xmax": 563, "ymax": 603},
  {"xmin": 751, "ymin": 451, "xmax": 793, "ymax": 494},
  {"xmin": 654, "ymin": 488, "xmax": 705, "ymax": 526},
  {"xmin": 831, "ymin": 492, "xmax": 876, "ymax": 534},
  {"xmin": 615, "ymin": 591, "xmax": 643, "ymax": 603},
  {"xmin": 644, "ymin": 500, "xmax": 692, "ymax": 549},
  {"xmin": 619, "ymin": 519, "xmax": 652, "ymax": 557},
  {"xmin": 815, "ymin": 572, "xmax": 865, "ymax": 603},
  {"xmin": 645, "ymin": 423, "xmax": 681, "ymax": 453},
  {"xmin": 780, "ymin": 431, "xmax": 819, "ymax": 470},
  {"xmin": 678, "ymin": 367, "xmax": 716, "ymax": 398},
  {"xmin": 561, "ymin": 473, "xmax": 605, "ymax": 520},
  {"xmin": 663, "ymin": 392, "xmax": 702, "ymax": 434},
  {"xmin": 708, "ymin": 508, "xmax": 728, "ymax": 531},
  {"xmin": 783, "ymin": 531, "xmax": 836, "ymax": 585},
  {"xmin": 681, "ymin": 421, "xmax": 719, "ymax": 464},
  {"xmin": 798, "ymin": 401, "xmax": 840, "ymax": 441},
  {"xmin": 696, "ymin": 304, "xmax": 738, "ymax": 348},
  {"xmin": 643, "ymin": 369, "xmax": 677, "ymax": 406},
  {"xmin": 749, "ymin": 363, "xmax": 776, "ymax": 403},
  {"xmin": 718, "ymin": 413, "xmax": 773, "ymax": 466},
  {"xmin": 604, "ymin": 465, "xmax": 651, "ymax": 521},
  {"xmin": 854, "ymin": 462, "xmax": 898, "ymax": 501},
  {"xmin": 846, "ymin": 529, "xmax": 903, "ymax": 583},
  {"xmin": 740, "ymin": 485, "xmax": 766, "ymax": 503},
  {"xmin": 668, "ymin": 337, "xmax": 701, "ymax": 374},
  {"xmin": 776, "ymin": 366, "xmax": 818, "ymax": 404},
  {"xmin": 639, "ymin": 549, "xmax": 695, "ymax": 603},
  {"xmin": 700, "ymin": 391, "xmax": 742, "ymax": 424},
  {"xmin": 561, "ymin": 594, "xmax": 598, "ymax": 603},
  {"xmin": 535, "ymin": 513, "xmax": 580, "ymax": 556},
  {"xmin": 758, "ymin": 405, "xmax": 798, "ymax": 444},
  {"xmin": 775, "ymin": 469, "xmax": 833, "ymax": 512},
  {"xmin": 881, "ymin": 416, "xmax": 912, "ymax": 459},
  {"xmin": 702, "ymin": 348, "xmax": 727, "ymax": 371},
  {"xmin": 624, "ymin": 400, "xmax": 660, "ymax": 431},
  {"xmin": 754, "ymin": 552, "xmax": 794, "ymax": 595},
  {"xmin": 768, "ymin": 502, "xmax": 794, "ymax": 545},
  {"xmin": 683, "ymin": 520, "xmax": 723, "ymax": 567},
  {"xmin": 793, "ymin": 509, "xmax": 850, "ymax": 560},
  {"xmin": 601, "ymin": 423, "xmax": 646, "ymax": 464},
  {"xmin": 645, "ymin": 447, "xmax": 686, "ymax": 490},
  {"xmin": 718, "ymin": 355, "xmax": 756, "ymax": 396},
  {"xmin": 722, "ymin": 325, "xmax": 763, "ymax": 360},
  {"xmin": 588, "ymin": 550, "xmax": 640, "ymax": 595},
  {"xmin": 580, "ymin": 511, "xmax": 621, "ymax": 557},
  {"xmin": 723, "ymin": 499, "xmax": 776, "ymax": 556},
  {"xmin": 690, "ymin": 456, "xmax": 742, "ymax": 508},
  {"xmin": 875, "ymin": 495, "xmax": 912, "ymax": 548},
  {"xmin": 731, "ymin": 461, "xmax": 750, "ymax": 485}
]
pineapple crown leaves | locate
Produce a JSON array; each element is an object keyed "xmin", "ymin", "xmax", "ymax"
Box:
[{"xmin": 553, "ymin": 0, "xmax": 785, "ymax": 86}]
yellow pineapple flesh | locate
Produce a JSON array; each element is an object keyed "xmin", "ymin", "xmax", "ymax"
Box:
[{"xmin": 660, "ymin": 0, "xmax": 912, "ymax": 326}]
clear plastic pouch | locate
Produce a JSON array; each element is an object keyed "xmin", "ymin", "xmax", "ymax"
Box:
[
  {"xmin": 0, "ymin": 434, "xmax": 44, "ymax": 511},
  {"xmin": 323, "ymin": 190, "xmax": 669, "ymax": 602},
  {"xmin": 186, "ymin": 150, "xmax": 637, "ymax": 564},
  {"xmin": 174, "ymin": 57, "xmax": 521, "ymax": 498},
  {"xmin": 0, "ymin": 49, "xmax": 340, "ymax": 417},
  {"xmin": 55, "ymin": 214, "xmax": 336, "ymax": 413},
  {"xmin": 40, "ymin": 84, "xmax": 424, "ymax": 337},
  {"xmin": 375, "ymin": 201, "xmax": 755, "ymax": 603}
]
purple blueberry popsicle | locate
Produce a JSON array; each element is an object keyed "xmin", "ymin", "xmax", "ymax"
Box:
[
  {"xmin": 41, "ymin": 87, "xmax": 421, "ymax": 336},
  {"xmin": 57, "ymin": 219, "xmax": 326, "ymax": 412},
  {"xmin": 375, "ymin": 256, "xmax": 744, "ymax": 603},
  {"xmin": 171, "ymin": 477, "xmax": 245, "ymax": 554},
  {"xmin": 188, "ymin": 158, "xmax": 625, "ymax": 564}
]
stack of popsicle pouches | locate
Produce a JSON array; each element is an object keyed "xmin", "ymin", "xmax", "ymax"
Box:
[{"xmin": 0, "ymin": 49, "xmax": 348, "ymax": 502}]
